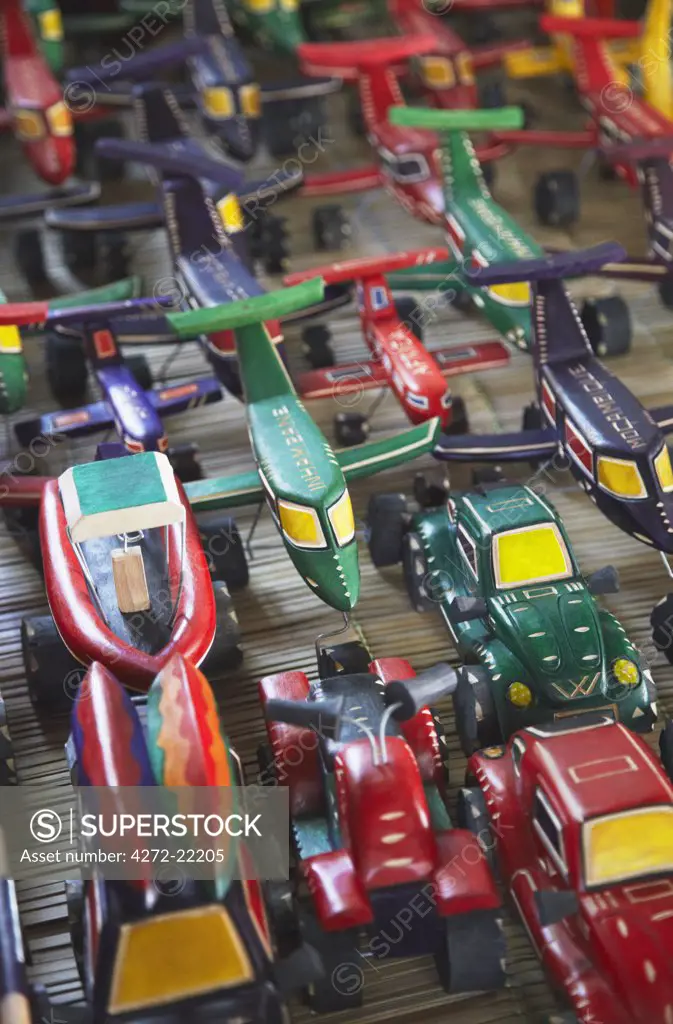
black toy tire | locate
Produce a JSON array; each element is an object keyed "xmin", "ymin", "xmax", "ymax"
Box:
[
  {"xmin": 14, "ymin": 229, "xmax": 48, "ymax": 289},
  {"xmin": 651, "ymin": 593, "xmax": 673, "ymax": 663},
  {"xmin": 45, "ymin": 331, "xmax": 88, "ymax": 408},
  {"xmin": 366, "ymin": 492, "xmax": 408, "ymax": 567},
  {"xmin": 317, "ymin": 640, "xmax": 372, "ymax": 677},
  {"xmin": 455, "ymin": 786, "xmax": 497, "ymax": 871},
  {"xmin": 2, "ymin": 504, "xmax": 42, "ymax": 572},
  {"xmin": 62, "ymin": 230, "xmax": 97, "ymax": 279},
  {"xmin": 312, "ymin": 204, "xmax": 350, "ymax": 251},
  {"xmin": 394, "ymin": 296, "xmax": 423, "ymax": 342},
  {"xmin": 658, "ymin": 275, "xmax": 673, "ymax": 310},
  {"xmin": 126, "ymin": 353, "xmax": 153, "ymax": 392},
  {"xmin": 198, "ymin": 515, "xmax": 249, "ymax": 591},
  {"xmin": 302, "ymin": 324, "xmax": 335, "ymax": 369},
  {"xmin": 444, "ymin": 394, "xmax": 469, "ymax": 436},
  {"xmin": 334, "ymin": 411, "xmax": 369, "ymax": 447},
  {"xmin": 168, "ymin": 443, "xmax": 203, "ymax": 483},
  {"xmin": 99, "ymin": 231, "xmax": 130, "ymax": 282},
  {"xmin": 299, "ymin": 910, "xmax": 363, "ymax": 1013},
  {"xmin": 75, "ymin": 119, "xmax": 125, "ymax": 182},
  {"xmin": 452, "ymin": 665, "xmax": 502, "ymax": 756},
  {"xmin": 21, "ymin": 615, "xmax": 85, "ymax": 710},
  {"xmin": 471, "ymin": 466, "xmax": 505, "ymax": 487},
  {"xmin": 413, "ymin": 472, "xmax": 448, "ymax": 508},
  {"xmin": 580, "ymin": 296, "xmax": 632, "ymax": 357},
  {"xmin": 534, "ymin": 170, "xmax": 580, "ymax": 228},
  {"xmin": 434, "ymin": 909, "xmax": 506, "ymax": 994},
  {"xmin": 402, "ymin": 531, "xmax": 435, "ymax": 612},
  {"xmin": 522, "ymin": 402, "xmax": 543, "ymax": 431},
  {"xmin": 200, "ymin": 580, "xmax": 243, "ymax": 675}
]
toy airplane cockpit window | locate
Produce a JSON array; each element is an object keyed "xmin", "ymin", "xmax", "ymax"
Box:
[
  {"xmin": 492, "ymin": 523, "xmax": 574, "ymax": 589},
  {"xmin": 13, "ymin": 101, "xmax": 71, "ymax": 141},
  {"xmin": 38, "ymin": 6, "xmax": 63, "ymax": 40},
  {"xmin": 58, "ymin": 451, "xmax": 185, "ymax": 619},
  {"xmin": 202, "ymin": 83, "xmax": 261, "ymax": 120},
  {"xmin": 276, "ymin": 489, "xmax": 355, "ymax": 551},
  {"xmin": 244, "ymin": 0, "xmax": 298, "ymax": 11},
  {"xmin": 380, "ymin": 150, "xmax": 431, "ymax": 184}
]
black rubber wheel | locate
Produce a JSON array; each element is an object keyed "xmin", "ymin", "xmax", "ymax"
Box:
[
  {"xmin": 455, "ymin": 786, "xmax": 497, "ymax": 870},
  {"xmin": 471, "ymin": 466, "xmax": 505, "ymax": 487},
  {"xmin": 660, "ymin": 720, "xmax": 673, "ymax": 783},
  {"xmin": 658, "ymin": 275, "xmax": 673, "ymax": 310},
  {"xmin": 198, "ymin": 515, "xmax": 249, "ymax": 590},
  {"xmin": 452, "ymin": 665, "xmax": 502, "ymax": 756},
  {"xmin": 334, "ymin": 411, "xmax": 369, "ymax": 447},
  {"xmin": 318, "ymin": 640, "xmax": 372, "ymax": 677},
  {"xmin": 312, "ymin": 204, "xmax": 350, "ymax": 251},
  {"xmin": 300, "ymin": 910, "xmax": 363, "ymax": 1013},
  {"xmin": 263, "ymin": 879, "xmax": 301, "ymax": 958},
  {"xmin": 413, "ymin": 472, "xmax": 448, "ymax": 508},
  {"xmin": 522, "ymin": 402, "xmax": 543, "ymax": 431},
  {"xmin": 200, "ymin": 580, "xmax": 243, "ymax": 675},
  {"xmin": 534, "ymin": 170, "xmax": 580, "ymax": 228},
  {"xmin": 1, "ymin": 504, "xmax": 42, "ymax": 572},
  {"xmin": 434, "ymin": 909, "xmax": 506, "ymax": 994},
  {"xmin": 99, "ymin": 231, "xmax": 131, "ymax": 282},
  {"xmin": 651, "ymin": 594, "xmax": 673, "ymax": 663},
  {"xmin": 261, "ymin": 215, "xmax": 289, "ymax": 275},
  {"xmin": 302, "ymin": 324, "xmax": 335, "ymax": 369},
  {"xmin": 263, "ymin": 97, "xmax": 327, "ymax": 157},
  {"xmin": 75, "ymin": 119, "xmax": 125, "ymax": 182},
  {"xmin": 14, "ymin": 229, "xmax": 48, "ymax": 289},
  {"xmin": 168, "ymin": 443, "xmax": 203, "ymax": 483},
  {"xmin": 21, "ymin": 615, "xmax": 85, "ymax": 710},
  {"xmin": 580, "ymin": 296, "xmax": 632, "ymax": 357},
  {"xmin": 45, "ymin": 332, "xmax": 88, "ymax": 408},
  {"xmin": 402, "ymin": 531, "xmax": 435, "ymax": 612},
  {"xmin": 444, "ymin": 394, "xmax": 469, "ymax": 436},
  {"xmin": 126, "ymin": 353, "xmax": 153, "ymax": 392},
  {"xmin": 450, "ymin": 289, "xmax": 475, "ymax": 314},
  {"xmin": 394, "ymin": 296, "xmax": 423, "ymax": 342},
  {"xmin": 366, "ymin": 492, "xmax": 408, "ymax": 567},
  {"xmin": 62, "ymin": 230, "xmax": 97, "ymax": 278}
]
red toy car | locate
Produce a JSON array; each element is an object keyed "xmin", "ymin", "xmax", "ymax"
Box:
[
  {"xmin": 462, "ymin": 715, "xmax": 673, "ymax": 1023},
  {"xmin": 259, "ymin": 653, "xmax": 505, "ymax": 1012}
]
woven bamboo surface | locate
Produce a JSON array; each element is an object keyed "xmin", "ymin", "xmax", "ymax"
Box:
[{"xmin": 2, "ymin": 72, "xmax": 673, "ymax": 1023}]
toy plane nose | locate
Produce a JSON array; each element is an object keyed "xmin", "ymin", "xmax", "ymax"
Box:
[{"xmin": 216, "ymin": 117, "xmax": 260, "ymax": 164}]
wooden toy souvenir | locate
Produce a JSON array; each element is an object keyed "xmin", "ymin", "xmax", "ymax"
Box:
[
  {"xmin": 19, "ymin": 450, "xmax": 243, "ymax": 708},
  {"xmin": 386, "ymin": 106, "xmax": 633, "ymax": 357},
  {"xmin": 462, "ymin": 715, "xmax": 673, "ymax": 1023},
  {"xmin": 23, "ymin": 0, "xmax": 64, "ymax": 73},
  {"xmin": 258, "ymin": 654, "xmax": 506, "ymax": 1011},
  {"xmin": 285, "ymin": 247, "xmax": 509, "ymax": 444},
  {"xmin": 368, "ymin": 479, "xmax": 657, "ymax": 752},
  {"xmin": 64, "ymin": 655, "xmax": 321, "ymax": 1024},
  {"xmin": 0, "ymin": 283, "xmax": 441, "ymax": 617}
]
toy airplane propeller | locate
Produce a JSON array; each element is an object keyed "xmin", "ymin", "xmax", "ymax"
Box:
[{"xmin": 434, "ymin": 241, "xmax": 673, "ymax": 565}]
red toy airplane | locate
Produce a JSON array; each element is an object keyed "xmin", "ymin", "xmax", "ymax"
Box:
[
  {"xmin": 300, "ymin": 35, "xmax": 508, "ymax": 226},
  {"xmin": 285, "ymin": 246, "xmax": 510, "ymax": 444},
  {"xmin": 0, "ymin": 0, "xmax": 73, "ymax": 184}
]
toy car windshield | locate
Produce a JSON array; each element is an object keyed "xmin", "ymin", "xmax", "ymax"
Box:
[
  {"xmin": 58, "ymin": 451, "xmax": 185, "ymax": 616},
  {"xmin": 492, "ymin": 522, "xmax": 573, "ymax": 590},
  {"xmin": 583, "ymin": 805, "xmax": 673, "ymax": 888}
]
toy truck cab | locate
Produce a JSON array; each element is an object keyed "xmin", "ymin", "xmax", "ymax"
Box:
[
  {"xmin": 405, "ymin": 483, "xmax": 656, "ymax": 750},
  {"xmin": 466, "ymin": 717, "xmax": 673, "ymax": 1023},
  {"xmin": 258, "ymin": 657, "xmax": 505, "ymax": 1011},
  {"xmin": 21, "ymin": 451, "xmax": 240, "ymax": 706}
]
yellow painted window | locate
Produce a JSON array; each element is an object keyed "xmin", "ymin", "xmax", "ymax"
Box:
[
  {"xmin": 38, "ymin": 8, "xmax": 63, "ymax": 40},
  {"xmin": 240, "ymin": 83, "xmax": 261, "ymax": 118},
  {"xmin": 245, "ymin": 0, "xmax": 273, "ymax": 11},
  {"xmin": 46, "ymin": 101, "xmax": 72, "ymax": 138},
  {"xmin": 654, "ymin": 445, "xmax": 673, "ymax": 493},
  {"xmin": 280, "ymin": 0, "xmax": 298, "ymax": 8},
  {"xmin": 597, "ymin": 455, "xmax": 647, "ymax": 499},
  {"xmin": 202, "ymin": 87, "xmax": 235, "ymax": 119},
  {"xmin": 278, "ymin": 499, "xmax": 326, "ymax": 549},
  {"xmin": 456, "ymin": 52, "xmax": 475, "ymax": 85},
  {"xmin": 419, "ymin": 57, "xmax": 455, "ymax": 89},
  {"xmin": 493, "ymin": 524, "xmax": 571, "ymax": 589},
  {"xmin": 584, "ymin": 807, "xmax": 673, "ymax": 887},
  {"xmin": 217, "ymin": 193, "xmax": 244, "ymax": 234},
  {"xmin": 0, "ymin": 326, "xmax": 22, "ymax": 353},
  {"xmin": 108, "ymin": 906, "xmax": 253, "ymax": 1013},
  {"xmin": 488, "ymin": 281, "xmax": 531, "ymax": 307},
  {"xmin": 551, "ymin": 0, "xmax": 584, "ymax": 15},
  {"xmin": 14, "ymin": 109, "xmax": 44, "ymax": 142},
  {"xmin": 328, "ymin": 490, "xmax": 355, "ymax": 547}
]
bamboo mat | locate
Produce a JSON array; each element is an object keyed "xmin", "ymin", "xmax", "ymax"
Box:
[{"xmin": 2, "ymin": 77, "xmax": 673, "ymax": 1023}]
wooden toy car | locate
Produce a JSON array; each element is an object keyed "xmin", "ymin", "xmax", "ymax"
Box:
[
  {"xmin": 258, "ymin": 653, "xmax": 505, "ymax": 1012},
  {"xmin": 64, "ymin": 654, "xmax": 320, "ymax": 1024},
  {"xmin": 368, "ymin": 481, "xmax": 657, "ymax": 752},
  {"xmin": 462, "ymin": 715, "xmax": 673, "ymax": 1023},
  {"xmin": 21, "ymin": 451, "xmax": 243, "ymax": 708}
]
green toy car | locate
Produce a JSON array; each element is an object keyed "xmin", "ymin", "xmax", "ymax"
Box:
[{"xmin": 367, "ymin": 481, "xmax": 657, "ymax": 753}]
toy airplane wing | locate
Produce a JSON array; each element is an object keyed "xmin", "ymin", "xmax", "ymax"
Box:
[
  {"xmin": 184, "ymin": 470, "xmax": 264, "ymax": 511},
  {"xmin": 434, "ymin": 428, "xmax": 558, "ymax": 462},
  {"xmin": 337, "ymin": 418, "xmax": 441, "ymax": 481},
  {"xmin": 15, "ymin": 401, "xmax": 114, "ymax": 447},
  {"xmin": 261, "ymin": 76, "xmax": 342, "ymax": 103},
  {"xmin": 66, "ymin": 36, "xmax": 209, "ymax": 86},
  {"xmin": 149, "ymin": 377, "xmax": 222, "ymax": 416},
  {"xmin": 0, "ymin": 181, "xmax": 99, "ymax": 222},
  {"xmin": 504, "ymin": 45, "xmax": 564, "ymax": 79},
  {"xmin": 46, "ymin": 199, "xmax": 164, "ymax": 233},
  {"xmin": 96, "ymin": 137, "xmax": 243, "ymax": 190},
  {"xmin": 239, "ymin": 167, "xmax": 304, "ymax": 207}
]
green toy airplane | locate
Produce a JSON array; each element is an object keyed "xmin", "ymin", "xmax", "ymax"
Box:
[
  {"xmin": 0, "ymin": 276, "xmax": 143, "ymax": 416},
  {"xmin": 23, "ymin": 0, "xmax": 64, "ymax": 74},
  {"xmin": 182, "ymin": 278, "xmax": 441, "ymax": 613},
  {"xmin": 226, "ymin": 0, "xmax": 306, "ymax": 54},
  {"xmin": 385, "ymin": 106, "xmax": 540, "ymax": 353}
]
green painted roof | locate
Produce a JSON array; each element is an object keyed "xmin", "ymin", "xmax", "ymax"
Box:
[
  {"xmin": 70, "ymin": 452, "xmax": 168, "ymax": 516},
  {"xmin": 457, "ymin": 484, "xmax": 556, "ymax": 541}
]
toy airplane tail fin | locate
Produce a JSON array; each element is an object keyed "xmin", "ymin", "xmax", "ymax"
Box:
[
  {"xmin": 464, "ymin": 242, "xmax": 626, "ymax": 364},
  {"xmin": 133, "ymin": 81, "xmax": 192, "ymax": 144},
  {"xmin": 298, "ymin": 35, "xmax": 440, "ymax": 79},
  {"xmin": 640, "ymin": 0, "xmax": 673, "ymax": 116},
  {"xmin": 600, "ymin": 139, "xmax": 673, "ymax": 265},
  {"xmin": 390, "ymin": 106, "xmax": 524, "ymax": 134},
  {"xmin": 185, "ymin": 0, "xmax": 233, "ymax": 39}
]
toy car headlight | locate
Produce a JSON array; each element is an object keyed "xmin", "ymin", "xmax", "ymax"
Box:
[
  {"xmin": 612, "ymin": 658, "xmax": 640, "ymax": 686},
  {"xmin": 507, "ymin": 682, "xmax": 533, "ymax": 707}
]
